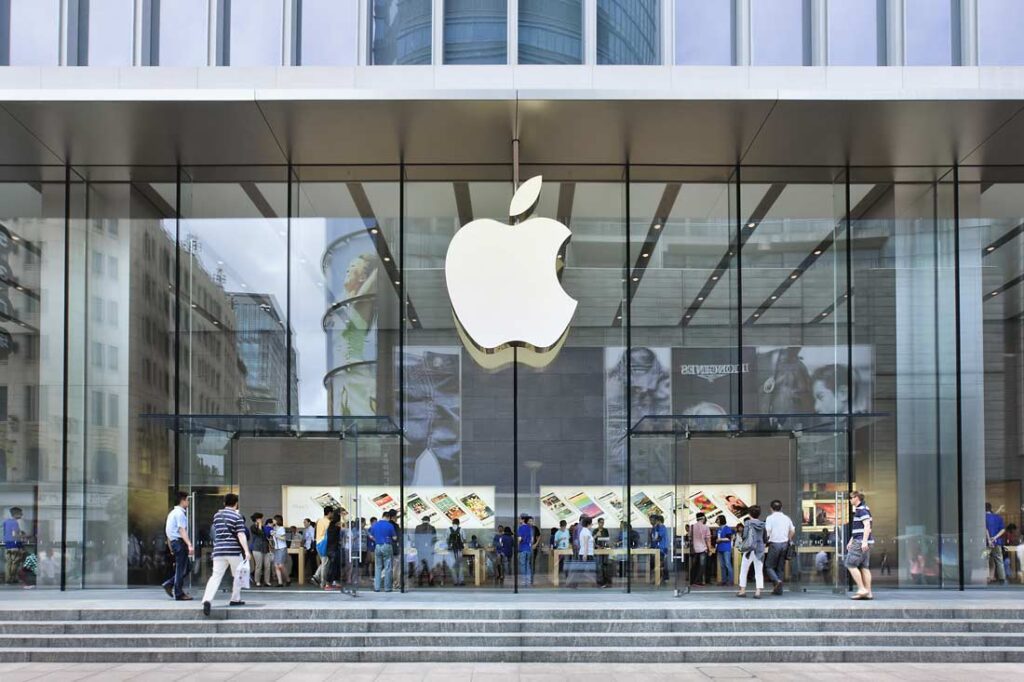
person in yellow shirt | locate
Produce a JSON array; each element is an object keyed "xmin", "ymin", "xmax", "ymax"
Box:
[{"xmin": 311, "ymin": 507, "xmax": 332, "ymax": 586}]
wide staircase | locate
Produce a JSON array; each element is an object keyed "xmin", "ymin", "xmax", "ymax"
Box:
[{"xmin": 2, "ymin": 603, "xmax": 1024, "ymax": 663}]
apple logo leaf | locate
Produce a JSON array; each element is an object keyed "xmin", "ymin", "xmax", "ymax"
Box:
[{"xmin": 509, "ymin": 175, "xmax": 543, "ymax": 220}]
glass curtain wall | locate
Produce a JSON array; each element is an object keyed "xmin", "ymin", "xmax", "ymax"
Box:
[{"xmin": 0, "ymin": 163, "xmax": 971, "ymax": 591}]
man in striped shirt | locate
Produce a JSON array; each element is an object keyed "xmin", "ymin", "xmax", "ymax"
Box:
[
  {"xmin": 845, "ymin": 490, "xmax": 874, "ymax": 600},
  {"xmin": 201, "ymin": 493, "xmax": 252, "ymax": 616}
]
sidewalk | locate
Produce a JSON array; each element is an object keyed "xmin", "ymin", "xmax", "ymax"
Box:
[{"xmin": 2, "ymin": 661, "xmax": 1023, "ymax": 681}]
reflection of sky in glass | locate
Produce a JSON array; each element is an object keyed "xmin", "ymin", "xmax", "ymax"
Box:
[
  {"xmin": 157, "ymin": 0, "xmax": 208, "ymax": 66},
  {"xmin": 827, "ymin": 0, "xmax": 882, "ymax": 66},
  {"xmin": 8, "ymin": 0, "xmax": 61, "ymax": 65},
  {"xmin": 675, "ymin": 0, "xmax": 733, "ymax": 65},
  {"xmin": 904, "ymin": 0, "xmax": 955, "ymax": 66},
  {"xmin": 84, "ymin": 0, "xmax": 134, "ymax": 66},
  {"xmin": 978, "ymin": 0, "xmax": 1024, "ymax": 65},
  {"xmin": 299, "ymin": 0, "xmax": 359, "ymax": 65},
  {"xmin": 228, "ymin": 0, "xmax": 284, "ymax": 66},
  {"xmin": 750, "ymin": 0, "xmax": 807, "ymax": 66}
]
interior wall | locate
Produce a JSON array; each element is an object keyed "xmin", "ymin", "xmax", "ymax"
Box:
[
  {"xmin": 235, "ymin": 438, "xmax": 341, "ymax": 525},
  {"xmin": 684, "ymin": 436, "xmax": 794, "ymax": 515}
]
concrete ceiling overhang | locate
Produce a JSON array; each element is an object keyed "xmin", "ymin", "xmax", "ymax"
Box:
[{"xmin": 0, "ymin": 89, "xmax": 1022, "ymax": 168}]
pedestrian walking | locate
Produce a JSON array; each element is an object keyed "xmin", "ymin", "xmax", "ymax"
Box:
[
  {"xmin": 201, "ymin": 493, "xmax": 253, "ymax": 616},
  {"xmin": 764, "ymin": 500, "xmax": 794, "ymax": 595},
  {"xmin": 161, "ymin": 492, "xmax": 193, "ymax": 601},
  {"xmin": 847, "ymin": 490, "xmax": 874, "ymax": 600}
]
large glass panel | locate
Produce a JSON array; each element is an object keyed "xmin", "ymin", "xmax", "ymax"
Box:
[
  {"xmin": 78, "ymin": 170, "xmax": 178, "ymax": 587},
  {"xmin": 674, "ymin": 0, "xmax": 733, "ymax": 66},
  {"xmin": 444, "ymin": 0, "xmax": 507, "ymax": 65},
  {"xmin": 977, "ymin": 0, "xmax": 1024, "ymax": 66},
  {"xmin": 629, "ymin": 167, "xmax": 737, "ymax": 592},
  {"xmin": 402, "ymin": 167, "xmax": 514, "ymax": 591},
  {"xmin": 597, "ymin": 0, "xmax": 660, "ymax": 65},
  {"xmin": 740, "ymin": 168, "xmax": 849, "ymax": 592},
  {"xmin": 518, "ymin": 0, "xmax": 583, "ymax": 65},
  {"xmin": 371, "ymin": 0, "xmax": 432, "ymax": 65},
  {"xmin": 514, "ymin": 166, "xmax": 627, "ymax": 592},
  {"xmin": 827, "ymin": 0, "xmax": 886, "ymax": 66},
  {"xmin": 750, "ymin": 0, "xmax": 810, "ymax": 66},
  {"xmin": 958, "ymin": 166, "xmax": 1024, "ymax": 587},
  {"xmin": 224, "ymin": 0, "xmax": 284, "ymax": 66},
  {"xmin": 296, "ymin": 0, "xmax": 359, "ymax": 66},
  {"xmin": 74, "ymin": 0, "xmax": 135, "ymax": 66},
  {"xmin": 848, "ymin": 167, "xmax": 959, "ymax": 587},
  {"xmin": 146, "ymin": 0, "xmax": 209, "ymax": 67},
  {"xmin": 0, "ymin": 168, "xmax": 67, "ymax": 589},
  {"xmin": 904, "ymin": 0, "xmax": 960, "ymax": 66},
  {"xmin": 2, "ymin": 0, "xmax": 61, "ymax": 65}
]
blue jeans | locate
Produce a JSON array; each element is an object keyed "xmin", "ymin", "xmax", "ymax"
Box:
[
  {"xmin": 374, "ymin": 544, "xmax": 393, "ymax": 592},
  {"xmin": 718, "ymin": 549, "xmax": 733, "ymax": 585},
  {"xmin": 162, "ymin": 539, "xmax": 190, "ymax": 598},
  {"xmin": 518, "ymin": 551, "xmax": 532, "ymax": 586}
]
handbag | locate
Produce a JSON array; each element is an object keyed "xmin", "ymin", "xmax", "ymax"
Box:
[{"xmin": 316, "ymin": 535, "xmax": 328, "ymax": 557}]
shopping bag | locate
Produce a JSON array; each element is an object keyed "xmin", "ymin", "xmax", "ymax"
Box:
[
  {"xmin": 316, "ymin": 536, "xmax": 328, "ymax": 557},
  {"xmin": 236, "ymin": 558, "xmax": 251, "ymax": 590}
]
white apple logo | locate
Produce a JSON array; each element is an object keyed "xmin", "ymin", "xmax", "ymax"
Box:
[{"xmin": 445, "ymin": 175, "xmax": 578, "ymax": 353}]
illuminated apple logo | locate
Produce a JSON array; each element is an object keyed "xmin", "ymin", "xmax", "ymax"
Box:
[{"xmin": 445, "ymin": 175, "xmax": 577, "ymax": 359}]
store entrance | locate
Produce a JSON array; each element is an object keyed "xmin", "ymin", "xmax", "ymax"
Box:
[{"xmin": 632, "ymin": 414, "xmax": 849, "ymax": 596}]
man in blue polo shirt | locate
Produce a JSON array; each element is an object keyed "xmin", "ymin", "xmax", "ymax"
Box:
[
  {"xmin": 517, "ymin": 514, "xmax": 533, "ymax": 587},
  {"xmin": 845, "ymin": 490, "xmax": 874, "ymax": 600},
  {"xmin": 985, "ymin": 502, "xmax": 1008, "ymax": 585},
  {"xmin": 370, "ymin": 512, "xmax": 397, "ymax": 592}
]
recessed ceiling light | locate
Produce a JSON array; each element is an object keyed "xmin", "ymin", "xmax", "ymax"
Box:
[
  {"xmin": 394, "ymin": 280, "xmax": 401, "ymax": 286},
  {"xmin": 383, "ymin": 256, "xmax": 390, "ymax": 262},
  {"xmin": 813, "ymin": 250, "xmax": 822, "ymax": 255},
  {"xmin": 771, "ymin": 295, "xmax": 778, "ymax": 300},
  {"xmin": 987, "ymin": 246, "xmax": 996, "ymax": 252},
  {"xmin": 711, "ymin": 275, "xmax": 719, "ymax": 281},
  {"xmin": 370, "ymin": 228, "xmax": 378, "ymax": 234},
  {"xmin": 632, "ymin": 277, "xmax": 639, "ymax": 282},
  {"xmin": 685, "ymin": 314, "xmax": 691, "ymax": 319},
  {"xmin": 653, "ymin": 223, "xmax": 662, "ymax": 230},
  {"xmin": 746, "ymin": 222, "xmax": 756, "ymax": 229},
  {"xmin": 821, "ymin": 312, "xmax": 828, "ymax": 317},
  {"xmin": 991, "ymin": 291, "xmax": 999, "ymax": 296},
  {"xmin": 616, "ymin": 315, "xmax": 622, "ymax": 320},
  {"xmin": 790, "ymin": 273, "xmax": 799, "ymax": 279},
  {"xmin": 411, "ymin": 318, "xmax": 417, "ymax": 323},
  {"xmin": 753, "ymin": 313, "xmax": 760, "ymax": 318},
  {"xmin": 641, "ymin": 253, "xmax": 649, "ymax": 258},
  {"xmin": 697, "ymin": 296, "xmax": 704, "ymax": 301}
]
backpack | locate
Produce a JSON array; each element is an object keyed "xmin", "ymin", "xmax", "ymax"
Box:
[{"xmin": 448, "ymin": 527, "xmax": 464, "ymax": 552}]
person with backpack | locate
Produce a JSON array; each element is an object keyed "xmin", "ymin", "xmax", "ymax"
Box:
[
  {"xmin": 446, "ymin": 518, "xmax": 466, "ymax": 586},
  {"xmin": 736, "ymin": 504, "xmax": 767, "ymax": 599}
]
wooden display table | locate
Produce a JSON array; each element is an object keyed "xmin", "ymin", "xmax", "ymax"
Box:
[
  {"xmin": 287, "ymin": 547, "xmax": 307, "ymax": 585},
  {"xmin": 548, "ymin": 548, "xmax": 662, "ymax": 587}
]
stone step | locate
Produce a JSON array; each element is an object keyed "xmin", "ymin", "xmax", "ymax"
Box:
[
  {"xmin": 2, "ymin": 645, "xmax": 1024, "ymax": 664},
  {"xmin": 3, "ymin": 607, "xmax": 1024, "ymax": 621},
  {"xmin": 1, "ymin": 617, "xmax": 1022, "ymax": 635},
  {"xmin": 1, "ymin": 631, "xmax": 1021, "ymax": 649}
]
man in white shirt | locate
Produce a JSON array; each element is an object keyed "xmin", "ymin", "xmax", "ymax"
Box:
[
  {"xmin": 161, "ymin": 491, "xmax": 193, "ymax": 601},
  {"xmin": 764, "ymin": 499, "xmax": 795, "ymax": 596}
]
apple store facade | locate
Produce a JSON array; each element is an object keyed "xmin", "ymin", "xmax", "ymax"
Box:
[{"xmin": 2, "ymin": 90, "xmax": 1024, "ymax": 595}]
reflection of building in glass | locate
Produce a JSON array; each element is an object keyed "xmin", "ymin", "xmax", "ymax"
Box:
[
  {"xmin": 596, "ymin": 0, "xmax": 660, "ymax": 65},
  {"xmin": 371, "ymin": 0, "xmax": 432, "ymax": 65},
  {"xmin": 230, "ymin": 292, "xmax": 297, "ymax": 415},
  {"xmin": 322, "ymin": 226, "xmax": 380, "ymax": 417},
  {"xmin": 519, "ymin": 0, "xmax": 583, "ymax": 64}
]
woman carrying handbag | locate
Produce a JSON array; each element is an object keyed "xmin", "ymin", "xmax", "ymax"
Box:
[{"xmin": 736, "ymin": 505, "xmax": 766, "ymax": 599}]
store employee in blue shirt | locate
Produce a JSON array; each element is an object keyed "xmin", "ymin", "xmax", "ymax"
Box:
[
  {"xmin": 517, "ymin": 514, "xmax": 534, "ymax": 587},
  {"xmin": 985, "ymin": 502, "xmax": 1008, "ymax": 585},
  {"xmin": 369, "ymin": 512, "xmax": 398, "ymax": 593}
]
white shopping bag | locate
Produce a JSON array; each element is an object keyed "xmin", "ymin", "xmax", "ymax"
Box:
[{"xmin": 236, "ymin": 558, "xmax": 251, "ymax": 590}]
